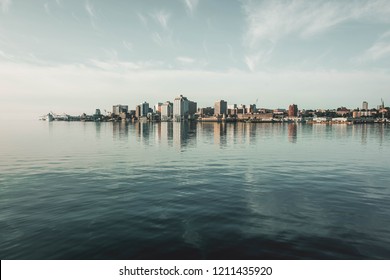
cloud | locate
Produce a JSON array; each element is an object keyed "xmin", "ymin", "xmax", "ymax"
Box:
[
  {"xmin": 243, "ymin": 0, "xmax": 390, "ymax": 48},
  {"xmin": 176, "ymin": 56, "xmax": 195, "ymax": 64},
  {"xmin": 0, "ymin": 49, "xmax": 14, "ymax": 60},
  {"xmin": 44, "ymin": 3, "xmax": 50, "ymax": 15},
  {"xmin": 0, "ymin": 0, "xmax": 11, "ymax": 13},
  {"xmin": 357, "ymin": 43, "xmax": 390, "ymax": 62},
  {"xmin": 151, "ymin": 32, "xmax": 179, "ymax": 48},
  {"xmin": 354, "ymin": 30, "xmax": 390, "ymax": 63},
  {"xmin": 151, "ymin": 32, "xmax": 164, "ymax": 47},
  {"xmin": 241, "ymin": 0, "xmax": 390, "ymax": 71},
  {"xmin": 85, "ymin": 0, "xmax": 98, "ymax": 29},
  {"xmin": 137, "ymin": 12, "xmax": 148, "ymax": 26},
  {"xmin": 123, "ymin": 40, "xmax": 133, "ymax": 52},
  {"xmin": 151, "ymin": 10, "xmax": 171, "ymax": 30},
  {"xmin": 183, "ymin": 0, "xmax": 199, "ymax": 15}
]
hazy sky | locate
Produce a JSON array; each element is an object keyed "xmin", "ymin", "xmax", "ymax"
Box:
[{"xmin": 1, "ymin": 0, "xmax": 390, "ymax": 119}]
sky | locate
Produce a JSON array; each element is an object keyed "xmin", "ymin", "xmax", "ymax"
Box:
[{"xmin": 1, "ymin": 0, "xmax": 390, "ymax": 119}]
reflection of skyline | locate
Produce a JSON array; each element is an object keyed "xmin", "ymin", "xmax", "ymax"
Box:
[
  {"xmin": 112, "ymin": 121, "xmax": 129, "ymax": 140},
  {"xmin": 108, "ymin": 122, "xmax": 389, "ymax": 149},
  {"xmin": 288, "ymin": 123, "xmax": 297, "ymax": 143},
  {"xmin": 173, "ymin": 122, "xmax": 197, "ymax": 150}
]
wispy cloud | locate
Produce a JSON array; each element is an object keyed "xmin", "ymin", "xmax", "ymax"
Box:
[
  {"xmin": 85, "ymin": 0, "xmax": 98, "ymax": 30},
  {"xmin": 176, "ymin": 56, "xmax": 195, "ymax": 64},
  {"xmin": 0, "ymin": 48, "xmax": 14, "ymax": 60},
  {"xmin": 151, "ymin": 32, "xmax": 164, "ymax": 47},
  {"xmin": 241, "ymin": 0, "xmax": 390, "ymax": 71},
  {"xmin": 123, "ymin": 40, "xmax": 133, "ymax": 52},
  {"xmin": 44, "ymin": 3, "xmax": 51, "ymax": 15},
  {"xmin": 183, "ymin": 0, "xmax": 199, "ymax": 16},
  {"xmin": 353, "ymin": 29, "xmax": 390, "ymax": 63},
  {"xmin": 0, "ymin": 0, "xmax": 11, "ymax": 13},
  {"xmin": 137, "ymin": 12, "xmax": 148, "ymax": 26},
  {"xmin": 89, "ymin": 58, "xmax": 164, "ymax": 72},
  {"xmin": 151, "ymin": 31, "xmax": 180, "ymax": 49},
  {"xmin": 151, "ymin": 10, "xmax": 171, "ymax": 30},
  {"xmin": 243, "ymin": 0, "xmax": 390, "ymax": 48},
  {"xmin": 55, "ymin": 0, "xmax": 62, "ymax": 7}
]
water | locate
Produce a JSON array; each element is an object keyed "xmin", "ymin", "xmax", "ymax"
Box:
[{"xmin": 1, "ymin": 121, "xmax": 390, "ymax": 259}]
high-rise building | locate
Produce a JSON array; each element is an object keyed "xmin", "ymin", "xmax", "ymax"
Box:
[
  {"xmin": 140, "ymin": 101, "xmax": 149, "ymax": 117},
  {"xmin": 288, "ymin": 104, "xmax": 298, "ymax": 117},
  {"xmin": 112, "ymin": 105, "xmax": 128, "ymax": 116},
  {"xmin": 154, "ymin": 102, "xmax": 163, "ymax": 113},
  {"xmin": 362, "ymin": 101, "xmax": 368, "ymax": 111},
  {"xmin": 135, "ymin": 105, "xmax": 141, "ymax": 118},
  {"xmin": 214, "ymin": 100, "xmax": 227, "ymax": 116},
  {"xmin": 173, "ymin": 95, "xmax": 189, "ymax": 121},
  {"xmin": 161, "ymin": 101, "xmax": 173, "ymax": 120},
  {"xmin": 248, "ymin": 104, "xmax": 257, "ymax": 114},
  {"xmin": 189, "ymin": 101, "xmax": 197, "ymax": 116}
]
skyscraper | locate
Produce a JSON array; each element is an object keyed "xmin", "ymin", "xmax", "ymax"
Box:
[
  {"xmin": 362, "ymin": 101, "xmax": 368, "ymax": 111},
  {"xmin": 140, "ymin": 101, "xmax": 149, "ymax": 117},
  {"xmin": 112, "ymin": 105, "xmax": 128, "ymax": 116},
  {"xmin": 161, "ymin": 101, "xmax": 173, "ymax": 120},
  {"xmin": 188, "ymin": 101, "xmax": 197, "ymax": 116},
  {"xmin": 288, "ymin": 104, "xmax": 298, "ymax": 117},
  {"xmin": 173, "ymin": 95, "xmax": 189, "ymax": 121},
  {"xmin": 214, "ymin": 100, "xmax": 227, "ymax": 116}
]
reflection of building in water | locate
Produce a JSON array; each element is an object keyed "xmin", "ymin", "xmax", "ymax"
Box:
[
  {"xmin": 361, "ymin": 124, "xmax": 368, "ymax": 145},
  {"xmin": 95, "ymin": 122, "xmax": 101, "ymax": 138},
  {"xmin": 157, "ymin": 122, "xmax": 173, "ymax": 147},
  {"xmin": 288, "ymin": 123, "xmax": 297, "ymax": 143},
  {"xmin": 172, "ymin": 121, "xmax": 197, "ymax": 149},
  {"xmin": 112, "ymin": 121, "xmax": 129, "ymax": 139},
  {"xmin": 156, "ymin": 122, "xmax": 162, "ymax": 143},
  {"xmin": 213, "ymin": 122, "xmax": 227, "ymax": 147},
  {"xmin": 135, "ymin": 121, "xmax": 153, "ymax": 145}
]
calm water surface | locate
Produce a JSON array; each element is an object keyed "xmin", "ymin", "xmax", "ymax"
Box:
[{"xmin": 1, "ymin": 121, "xmax": 390, "ymax": 259}]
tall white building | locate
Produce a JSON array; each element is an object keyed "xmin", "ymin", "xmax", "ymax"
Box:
[
  {"xmin": 161, "ymin": 101, "xmax": 173, "ymax": 120},
  {"xmin": 362, "ymin": 101, "xmax": 368, "ymax": 111},
  {"xmin": 112, "ymin": 105, "xmax": 128, "ymax": 116},
  {"xmin": 173, "ymin": 95, "xmax": 189, "ymax": 121},
  {"xmin": 214, "ymin": 100, "xmax": 227, "ymax": 116}
]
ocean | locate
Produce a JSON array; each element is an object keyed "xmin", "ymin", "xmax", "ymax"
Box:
[{"xmin": 1, "ymin": 121, "xmax": 389, "ymax": 259}]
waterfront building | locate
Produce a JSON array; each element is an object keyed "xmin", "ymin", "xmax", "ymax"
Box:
[
  {"xmin": 113, "ymin": 105, "xmax": 128, "ymax": 116},
  {"xmin": 161, "ymin": 101, "xmax": 173, "ymax": 121},
  {"xmin": 214, "ymin": 100, "xmax": 228, "ymax": 116},
  {"xmin": 140, "ymin": 102, "xmax": 149, "ymax": 117},
  {"xmin": 247, "ymin": 104, "xmax": 257, "ymax": 114},
  {"xmin": 135, "ymin": 105, "xmax": 141, "ymax": 118},
  {"xmin": 362, "ymin": 101, "xmax": 368, "ymax": 111},
  {"xmin": 189, "ymin": 101, "xmax": 197, "ymax": 116},
  {"xmin": 154, "ymin": 103, "xmax": 163, "ymax": 114},
  {"xmin": 173, "ymin": 95, "xmax": 189, "ymax": 121},
  {"xmin": 336, "ymin": 107, "xmax": 350, "ymax": 116},
  {"xmin": 200, "ymin": 107, "xmax": 214, "ymax": 117},
  {"xmin": 288, "ymin": 104, "xmax": 298, "ymax": 117}
]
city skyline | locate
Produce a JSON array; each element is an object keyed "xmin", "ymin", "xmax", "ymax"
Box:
[{"xmin": 1, "ymin": 0, "xmax": 390, "ymax": 120}]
